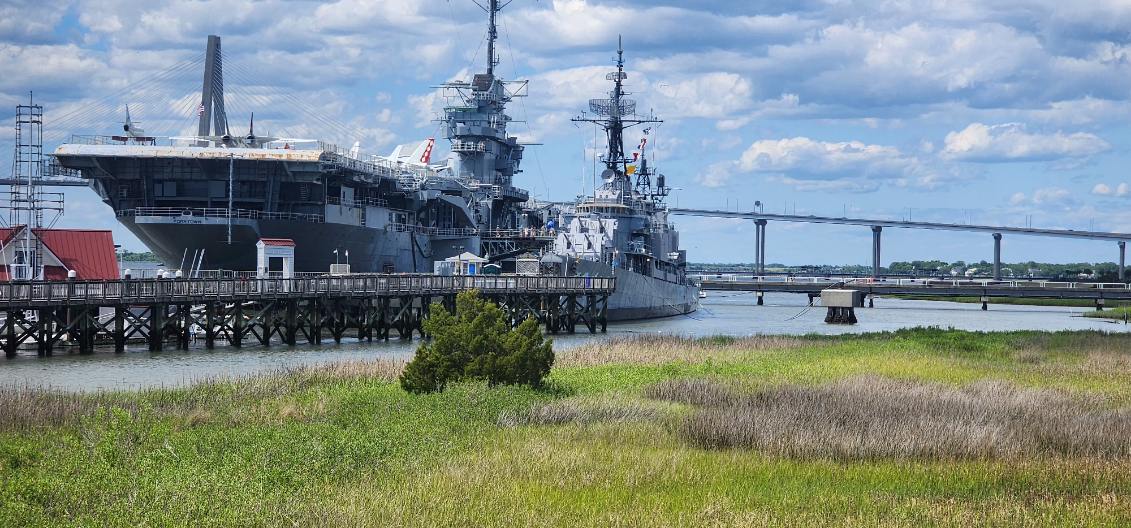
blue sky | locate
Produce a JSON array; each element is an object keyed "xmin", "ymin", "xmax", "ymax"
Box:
[{"xmin": 2, "ymin": 0, "xmax": 1131, "ymax": 266}]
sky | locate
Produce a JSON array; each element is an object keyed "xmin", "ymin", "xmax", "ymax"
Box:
[{"xmin": 2, "ymin": 0, "xmax": 1131, "ymax": 266}]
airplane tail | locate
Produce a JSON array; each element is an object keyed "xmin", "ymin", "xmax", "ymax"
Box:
[{"xmin": 412, "ymin": 138, "xmax": 435, "ymax": 164}]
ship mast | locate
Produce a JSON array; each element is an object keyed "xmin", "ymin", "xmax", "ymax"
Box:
[{"xmin": 573, "ymin": 37, "xmax": 661, "ymax": 192}]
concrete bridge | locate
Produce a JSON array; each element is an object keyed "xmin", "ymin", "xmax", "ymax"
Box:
[
  {"xmin": 671, "ymin": 208, "xmax": 1131, "ymax": 282},
  {"xmin": 698, "ymin": 275, "xmax": 1131, "ymax": 310}
]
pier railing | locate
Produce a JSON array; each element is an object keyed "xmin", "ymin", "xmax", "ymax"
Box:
[{"xmin": 0, "ymin": 275, "xmax": 616, "ymax": 306}]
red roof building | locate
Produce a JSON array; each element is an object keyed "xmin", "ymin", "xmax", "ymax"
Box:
[{"xmin": 0, "ymin": 226, "xmax": 119, "ymax": 281}]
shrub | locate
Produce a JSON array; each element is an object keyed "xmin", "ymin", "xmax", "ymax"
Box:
[{"xmin": 400, "ymin": 290, "xmax": 553, "ymax": 394}]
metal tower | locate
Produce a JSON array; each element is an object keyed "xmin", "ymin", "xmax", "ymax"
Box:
[{"xmin": 5, "ymin": 92, "xmax": 64, "ymax": 280}]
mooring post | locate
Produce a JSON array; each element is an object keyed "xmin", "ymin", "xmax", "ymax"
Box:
[
  {"xmin": 148, "ymin": 305, "xmax": 164, "ymax": 352},
  {"xmin": 871, "ymin": 226, "xmax": 882, "ymax": 279},
  {"xmin": 756, "ymin": 291, "xmax": 764, "ymax": 306},
  {"xmin": 78, "ymin": 307, "xmax": 94, "ymax": 355},
  {"xmin": 1096, "ymin": 298, "xmax": 1105, "ymax": 312},
  {"xmin": 992, "ymin": 233, "xmax": 1003, "ymax": 281},
  {"xmin": 4, "ymin": 311, "xmax": 17, "ymax": 358},
  {"xmin": 981, "ymin": 296, "xmax": 989, "ymax": 311},
  {"xmin": 232, "ymin": 301, "xmax": 244, "ymax": 348},
  {"xmin": 114, "ymin": 305, "xmax": 126, "ymax": 353},
  {"xmin": 284, "ymin": 300, "xmax": 297, "ymax": 346}
]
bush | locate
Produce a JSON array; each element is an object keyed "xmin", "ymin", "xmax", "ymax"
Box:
[{"xmin": 400, "ymin": 290, "xmax": 554, "ymax": 394}]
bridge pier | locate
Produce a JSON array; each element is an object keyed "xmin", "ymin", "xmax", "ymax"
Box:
[
  {"xmin": 1120, "ymin": 241, "xmax": 1126, "ymax": 282},
  {"xmin": 871, "ymin": 226, "xmax": 882, "ymax": 278},
  {"xmin": 993, "ymin": 233, "xmax": 1003, "ymax": 281},
  {"xmin": 754, "ymin": 219, "xmax": 767, "ymax": 276}
]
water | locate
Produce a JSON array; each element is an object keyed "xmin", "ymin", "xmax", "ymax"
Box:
[{"xmin": 2, "ymin": 293, "xmax": 1126, "ymax": 392}]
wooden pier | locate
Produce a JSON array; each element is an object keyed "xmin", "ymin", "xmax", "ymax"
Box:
[{"xmin": 0, "ymin": 274, "xmax": 614, "ymax": 356}]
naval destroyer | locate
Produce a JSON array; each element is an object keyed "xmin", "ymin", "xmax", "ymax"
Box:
[{"xmin": 543, "ymin": 40, "xmax": 700, "ymax": 320}]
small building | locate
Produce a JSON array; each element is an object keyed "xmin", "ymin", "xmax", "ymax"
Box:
[
  {"xmin": 0, "ymin": 226, "xmax": 118, "ymax": 281},
  {"xmin": 256, "ymin": 238, "xmax": 296, "ymax": 278},
  {"xmin": 445, "ymin": 251, "xmax": 487, "ymax": 275}
]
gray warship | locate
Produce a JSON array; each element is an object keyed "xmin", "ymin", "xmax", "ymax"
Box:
[
  {"xmin": 543, "ymin": 39, "xmax": 700, "ymax": 320},
  {"xmin": 53, "ymin": 0, "xmax": 530, "ymax": 274}
]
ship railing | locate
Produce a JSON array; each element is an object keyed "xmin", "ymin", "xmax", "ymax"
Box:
[
  {"xmin": 385, "ymin": 223, "xmax": 480, "ymax": 237},
  {"xmin": 326, "ymin": 197, "xmax": 389, "ymax": 208},
  {"xmin": 0, "ymin": 275, "xmax": 617, "ymax": 305},
  {"xmin": 480, "ymin": 228, "xmax": 556, "ymax": 240},
  {"xmin": 120, "ymin": 207, "xmax": 325, "ymax": 223}
]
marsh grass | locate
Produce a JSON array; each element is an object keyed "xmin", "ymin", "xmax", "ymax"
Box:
[
  {"xmin": 0, "ymin": 358, "xmax": 406, "ymax": 432},
  {"xmin": 6, "ymin": 328, "xmax": 1131, "ymax": 526},
  {"xmin": 497, "ymin": 397, "xmax": 667, "ymax": 427},
  {"xmin": 670, "ymin": 375, "xmax": 1131, "ymax": 460},
  {"xmin": 559, "ymin": 334, "xmax": 809, "ymax": 366}
]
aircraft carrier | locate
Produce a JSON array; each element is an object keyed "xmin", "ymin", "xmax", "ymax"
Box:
[
  {"xmin": 52, "ymin": 0, "xmax": 698, "ymax": 320},
  {"xmin": 54, "ymin": 1, "xmax": 530, "ymax": 274}
]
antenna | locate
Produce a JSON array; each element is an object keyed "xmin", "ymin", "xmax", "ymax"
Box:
[{"xmin": 474, "ymin": 0, "xmax": 512, "ymax": 76}]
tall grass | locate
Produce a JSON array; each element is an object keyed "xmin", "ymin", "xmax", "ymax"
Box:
[
  {"xmin": 661, "ymin": 375, "xmax": 1131, "ymax": 460},
  {"xmin": 0, "ymin": 359, "xmax": 405, "ymax": 432},
  {"xmin": 559, "ymin": 334, "xmax": 808, "ymax": 366}
]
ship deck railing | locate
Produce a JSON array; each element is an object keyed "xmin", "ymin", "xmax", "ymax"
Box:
[
  {"xmin": 385, "ymin": 223, "xmax": 480, "ymax": 237},
  {"xmin": 120, "ymin": 207, "xmax": 325, "ymax": 223},
  {"xmin": 326, "ymin": 196, "xmax": 390, "ymax": 208},
  {"xmin": 480, "ymin": 229, "xmax": 557, "ymax": 240},
  {"xmin": 0, "ymin": 274, "xmax": 617, "ymax": 307}
]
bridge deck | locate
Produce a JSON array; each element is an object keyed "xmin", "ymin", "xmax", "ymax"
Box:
[{"xmin": 700, "ymin": 276, "xmax": 1131, "ymax": 300}]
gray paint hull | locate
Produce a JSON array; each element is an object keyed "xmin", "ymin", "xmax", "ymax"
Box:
[
  {"xmin": 122, "ymin": 216, "xmax": 476, "ymax": 274},
  {"xmin": 576, "ymin": 260, "xmax": 699, "ymax": 321}
]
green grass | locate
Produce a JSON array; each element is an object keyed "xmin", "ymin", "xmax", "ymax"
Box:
[
  {"xmin": 3, "ymin": 328, "xmax": 1131, "ymax": 526},
  {"xmin": 1083, "ymin": 305, "xmax": 1131, "ymax": 322}
]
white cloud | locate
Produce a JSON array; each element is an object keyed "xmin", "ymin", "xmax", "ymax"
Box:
[
  {"xmin": 1095, "ymin": 182, "xmax": 1131, "ymax": 197},
  {"xmin": 1007, "ymin": 188, "xmax": 1074, "ymax": 207},
  {"xmin": 737, "ymin": 137, "xmax": 924, "ymax": 180},
  {"xmin": 942, "ymin": 123, "xmax": 1109, "ymax": 162}
]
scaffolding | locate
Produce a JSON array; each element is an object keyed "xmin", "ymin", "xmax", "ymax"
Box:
[{"xmin": 4, "ymin": 93, "xmax": 64, "ymax": 280}]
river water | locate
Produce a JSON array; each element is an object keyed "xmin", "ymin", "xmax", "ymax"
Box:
[{"xmin": 2, "ymin": 293, "xmax": 1126, "ymax": 392}]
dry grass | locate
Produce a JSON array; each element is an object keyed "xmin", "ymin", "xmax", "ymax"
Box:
[
  {"xmin": 498, "ymin": 397, "xmax": 666, "ymax": 427},
  {"xmin": 643, "ymin": 377, "xmax": 741, "ymax": 407},
  {"xmin": 558, "ymin": 334, "xmax": 809, "ymax": 367},
  {"xmin": 668, "ymin": 375, "xmax": 1131, "ymax": 460},
  {"xmin": 0, "ymin": 358, "xmax": 405, "ymax": 432}
]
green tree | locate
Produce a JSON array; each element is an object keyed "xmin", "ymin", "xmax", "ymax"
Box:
[{"xmin": 399, "ymin": 290, "xmax": 554, "ymax": 394}]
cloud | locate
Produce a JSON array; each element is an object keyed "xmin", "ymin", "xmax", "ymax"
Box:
[
  {"xmin": 698, "ymin": 136, "xmax": 945, "ymax": 192},
  {"xmin": 738, "ymin": 137, "xmax": 925, "ymax": 180},
  {"xmin": 1010, "ymin": 187, "xmax": 1075, "ymax": 207},
  {"xmin": 942, "ymin": 123, "xmax": 1109, "ymax": 162},
  {"xmin": 1092, "ymin": 182, "xmax": 1130, "ymax": 197}
]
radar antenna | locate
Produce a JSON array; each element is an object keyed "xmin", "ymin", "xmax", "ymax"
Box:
[
  {"xmin": 473, "ymin": 0, "xmax": 513, "ymax": 76},
  {"xmin": 572, "ymin": 36, "xmax": 661, "ymax": 191}
]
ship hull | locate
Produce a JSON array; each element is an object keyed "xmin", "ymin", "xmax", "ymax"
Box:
[
  {"xmin": 576, "ymin": 261, "xmax": 699, "ymax": 321},
  {"xmin": 120, "ymin": 215, "xmax": 475, "ymax": 274}
]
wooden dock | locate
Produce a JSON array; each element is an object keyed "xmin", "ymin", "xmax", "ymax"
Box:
[{"xmin": 0, "ymin": 274, "xmax": 615, "ymax": 356}]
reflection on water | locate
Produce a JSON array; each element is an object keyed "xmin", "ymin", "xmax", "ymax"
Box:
[{"xmin": 2, "ymin": 293, "xmax": 1126, "ymax": 392}]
